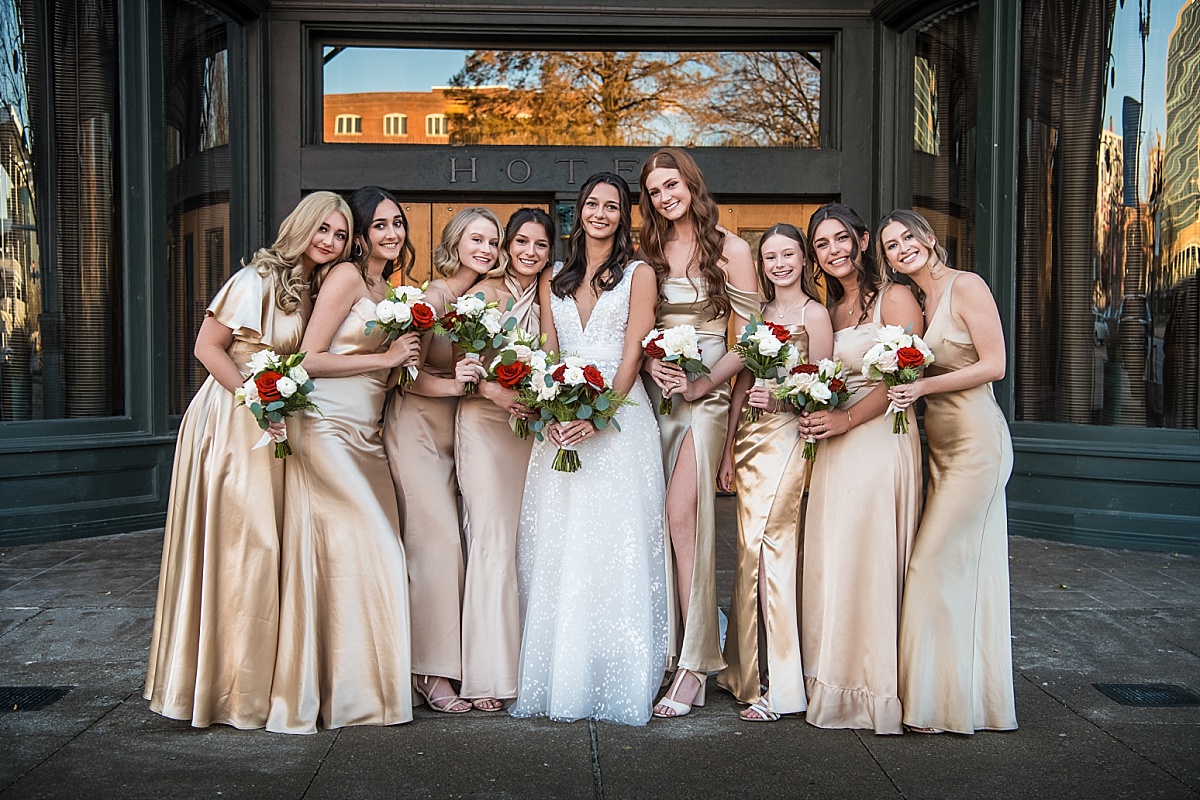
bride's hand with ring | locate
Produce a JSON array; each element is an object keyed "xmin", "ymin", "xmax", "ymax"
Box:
[
  {"xmin": 647, "ymin": 358, "xmax": 686, "ymax": 397},
  {"xmin": 798, "ymin": 408, "xmax": 850, "ymax": 440},
  {"xmin": 548, "ymin": 419, "xmax": 595, "ymax": 448}
]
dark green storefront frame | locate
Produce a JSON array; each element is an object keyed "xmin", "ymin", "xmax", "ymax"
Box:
[{"xmin": 1, "ymin": 0, "xmax": 1197, "ymax": 552}]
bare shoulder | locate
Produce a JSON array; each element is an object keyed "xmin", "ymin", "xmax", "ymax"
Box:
[
  {"xmin": 719, "ymin": 228, "xmax": 753, "ymax": 260},
  {"xmin": 473, "ymin": 277, "xmax": 506, "ymax": 303},
  {"xmin": 950, "ymin": 270, "xmax": 1000, "ymax": 317},
  {"xmin": 321, "ymin": 261, "xmax": 367, "ymax": 293}
]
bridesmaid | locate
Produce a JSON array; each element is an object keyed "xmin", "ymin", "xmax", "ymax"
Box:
[
  {"xmin": 145, "ymin": 191, "xmax": 351, "ymax": 729},
  {"xmin": 638, "ymin": 148, "xmax": 760, "ymax": 718},
  {"xmin": 267, "ymin": 186, "xmax": 422, "ymax": 734},
  {"xmin": 384, "ymin": 207, "xmax": 502, "ymax": 713},
  {"xmin": 878, "ymin": 209, "xmax": 1018, "ymax": 734},
  {"xmin": 716, "ymin": 223, "xmax": 832, "ymax": 722},
  {"xmin": 796, "ymin": 203, "xmax": 924, "ymax": 735},
  {"xmin": 456, "ymin": 208, "xmax": 554, "ymax": 711}
]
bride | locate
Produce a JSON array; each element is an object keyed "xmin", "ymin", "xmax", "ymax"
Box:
[{"xmin": 509, "ymin": 173, "xmax": 668, "ymax": 726}]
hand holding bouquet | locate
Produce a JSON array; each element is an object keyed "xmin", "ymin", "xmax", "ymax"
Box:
[
  {"xmin": 518, "ymin": 354, "xmax": 635, "ymax": 472},
  {"xmin": 233, "ymin": 350, "xmax": 320, "ymax": 458},
  {"xmin": 364, "ymin": 282, "xmax": 437, "ymax": 386},
  {"xmin": 435, "ymin": 291, "xmax": 506, "ymax": 395},
  {"xmin": 643, "ymin": 325, "xmax": 709, "ymax": 415},
  {"xmin": 487, "ymin": 326, "xmax": 549, "ymax": 439},
  {"xmin": 861, "ymin": 325, "xmax": 935, "ymax": 433},
  {"xmin": 733, "ymin": 318, "xmax": 801, "ymax": 422},
  {"xmin": 774, "ymin": 359, "xmax": 854, "ymax": 460}
]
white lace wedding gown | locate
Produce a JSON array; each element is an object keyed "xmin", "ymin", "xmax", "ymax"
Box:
[{"xmin": 509, "ymin": 261, "xmax": 668, "ymax": 727}]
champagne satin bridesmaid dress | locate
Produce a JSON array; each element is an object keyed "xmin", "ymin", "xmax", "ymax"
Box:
[
  {"xmin": 383, "ymin": 282, "xmax": 466, "ymax": 685},
  {"xmin": 145, "ymin": 267, "xmax": 300, "ymax": 729},
  {"xmin": 644, "ymin": 278, "xmax": 761, "ymax": 674},
  {"xmin": 267, "ymin": 296, "xmax": 412, "ymax": 734},
  {"xmin": 899, "ymin": 273, "xmax": 1017, "ymax": 733},
  {"xmin": 801, "ymin": 297, "xmax": 921, "ymax": 735},
  {"xmin": 457, "ymin": 276, "xmax": 539, "ymax": 702},
  {"xmin": 717, "ymin": 319, "xmax": 810, "ymax": 716}
]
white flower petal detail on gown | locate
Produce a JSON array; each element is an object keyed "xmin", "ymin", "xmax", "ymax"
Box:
[{"xmin": 509, "ymin": 261, "xmax": 668, "ymax": 727}]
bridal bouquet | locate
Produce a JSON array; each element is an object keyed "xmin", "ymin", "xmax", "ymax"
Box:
[
  {"xmin": 861, "ymin": 325, "xmax": 935, "ymax": 434},
  {"xmin": 774, "ymin": 359, "xmax": 854, "ymax": 460},
  {"xmin": 233, "ymin": 350, "xmax": 319, "ymax": 458},
  {"xmin": 435, "ymin": 291, "xmax": 506, "ymax": 395},
  {"xmin": 642, "ymin": 325, "xmax": 709, "ymax": 415},
  {"xmin": 518, "ymin": 353, "xmax": 634, "ymax": 472},
  {"xmin": 733, "ymin": 318, "xmax": 801, "ymax": 423},
  {"xmin": 364, "ymin": 282, "xmax": 437, "ymax": 386},
  {"xmin": 488, "ymin": 325, "xmax": 549, "ymax": 439}
]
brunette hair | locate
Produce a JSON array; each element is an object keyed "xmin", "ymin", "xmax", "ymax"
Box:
[
  {"xmin": 550, "ymin": 173, "xmax": 635, "ymax": 299},
  {"xmin": 327, "ymin": 186, "xmax": 417, "ymax": 296},
  {"xmin": 243, "ymin": 191, "xmax": 352, "ymax": 313},
  {"xmin": 637, "ymin": 147, "xmax": 729, "ymax": 319},
  {"xmin": 756, "ymin": 222, "xmax": 820, "ymax": 304},
  {"xmin": 433, "ymin": 206, "xmax": 504, "ymax": 278},
  {"xmin": 495, "ymin": 207, "xmax": 555, "ymax": 277},
  {"xmin": 806, "ymin": 202, "xmax": 880, "ymax": 325}
]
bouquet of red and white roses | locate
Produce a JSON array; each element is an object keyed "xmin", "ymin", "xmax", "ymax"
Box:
[
  {"xmin": 774, "ymin": 359, "xmax": 854, "ymax": 460},
  {"xmin": 517, "ymin": 353, "xmax": 634, "ymax": 472},
  {"xmin": 233, "ymin": 350, "xmax": 319, "ymax": 458},
  {"xmin": 733, "ymin": 317, "xmax": 801, "ymax": 423},
  {"xmin": 487, "ymin": 325, "xmax": 549, "ymax": 439},
  {"xmin": 435, "ymin": 291, "xmax": 506, "ymax": 395},
  {"xmin": 642, "ymin": 324, "xmax": 709, "ymax": 415},
  {"xmin": 861, "ymin": 325, "xmax": 935, "ymax": 434},
  {"xmin": 365, "ymin": 282, "xmax": 437, "ymax": 386}
]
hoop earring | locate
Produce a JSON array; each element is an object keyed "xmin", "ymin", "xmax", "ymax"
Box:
[{"xmin": 352, "ymin": 242, "xmax": 363, "ymax": 260}]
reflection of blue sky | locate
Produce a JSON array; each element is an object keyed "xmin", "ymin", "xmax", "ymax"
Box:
[
  {"xmin": 1103, "ymin": 0, "xmax": 1187, "ymax": 194},
  {"xmin": 323, "ymin": 47, "xmax": 468, "ymax": 93}
]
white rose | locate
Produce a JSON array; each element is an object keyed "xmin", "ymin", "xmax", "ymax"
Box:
[
  {"xmin": 562, "ymin": 355, "xmax": 588, "ymax": 370},
  {"xmin": 662, "ymin": 325, "xmax": 698, "ymax": 357},
  {"xmin": 374, "ymin": 299, "xmax": 398, "ymax": 323},
  {"xmin": 562, "ymin": 365, "xmax": 586, "ymax": 386},
  {"xmin": 895, "ymin": 333, "xmax": 914, "ymax": 350},
  {"xmin": 454, "ymin": 295, "xmax": 486, "ymax": 316},
  {"xmin": 511, "ymin": 344, "xmax": 533, "ymax": 363},
  {"xmin": 790, "ymin": 371, "xmax": 817, "ymax": 393},
  {"xmin": 275, "ymin": 376, "xmax": 298, "ymax": 399},
  {"xmin": 248, "ymin": 350, "xmax": 275, "ymax": 374},
  {"xmin": 913, "ymin": 335, "xmax": 936, "ymax": 365},
  {"xmin": 809, "ymin": 381, "xmax": 832, "ymax": 402},
  {"xmin": 394, "ymin": 286, "xmax": 425, "ymax": 304},
  {"xmin": 529, "ymin": 351, "xmax": 549, "ymax": 373},
  {"xmin": 481, "ymin": 307, "xmax": 504, "ymax": 336},
  {"xmin": 290, "ymin": 366, "xmax": 309, "ymax": 385},
  {"xmin": 240, "ymin": 377, "xmax": 260, "ymax": 404},
  {"xmin": 817, "ymin": 358, "xmax": 840, "ymax": 376},
  {"xmin": 641, "ymin": 328, "xmax": 663, "ymax": 348},
  {"xmin": 392, "ymin": 302, "xmax": 413, "ymax": 326},
  {"xmin": 877, "ymin": 325, "xmax": 908, "ymax": 348},
  {"xmin": 535, "ymin": 374, "xmax": 560, "ymax": 400},
  {"xmin": 750, "ymin": 327, "xmax": 783, "ymax": 357},
  {"xmin": 783, "ymin": 345, "xmax": 800, "ymax": 370}
]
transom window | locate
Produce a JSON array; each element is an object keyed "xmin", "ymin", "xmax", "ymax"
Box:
[
  {"xmin": 384, "ymin": 113, "xmax": 407, "ymax": 136},
  {"xmin": 335, "ymin": 114, "xmax": 362, "ymax": 135}
]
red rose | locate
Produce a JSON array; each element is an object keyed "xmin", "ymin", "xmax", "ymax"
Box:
[
  {"xmin": 495, "ymin": 361, "xmax": 531, "ymax": 389},
  {"xmin": 766, "ymin": 321, "xmax": 792, "ymax": 343},
  {"xmin": 552, "ymin": 364, "xmax": 568, "ymax": 383},
  {"xmin": 411, "ymin": 302, "xmax": 436, "ymax": 330},
  {"xmin": 829, "ymin": 378, "xmax": 845, "ymax": 393},
  {"xmin": 644, "ymin": 336, "xmax": 666, "ymax": 359},
  {"xmin": 791, "ymin": 363, "xmax": 819, "ymax": 375},
  {"xmin": 896, "ymin": 347, "xmax": 925, "ymax": 369},
  {"xmin": 583, "ymin": 365, "xmax": 605, "ymax": 391},
  {"xmin": 439, "ymin": 310, "xmax": 459, "ymax": 328},
  {"xmin": 255, "ymin": 370, "xmax": 284, "ymax": 403}
]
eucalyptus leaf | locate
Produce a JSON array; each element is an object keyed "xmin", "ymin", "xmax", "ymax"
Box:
[{"xmin": 577, "ymin": 405, "xmax": 593, "ymax": 419}]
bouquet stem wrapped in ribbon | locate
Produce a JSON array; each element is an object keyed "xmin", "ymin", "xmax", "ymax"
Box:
[
  {"xmin": 861, "ymin": 325, "xmax": 935, "ymax": 434},
  {"xmin": 642, "ymin": 325, "xmax": 709, "ymax": 415},
  {"xmin": 364, "ymin": 281, "xmax": 437, "ymax": 386},
  {"xmin": 435, "ymin": 291, "xmax": 507, "ymax": 395},
  {"xmin": 517, "ymin": 354, "xmax": 634, "ymax": 472},
  {"xmin": 486, "ymin": 325, "xmax": 549, "ymax": 439},
  {"xmin": 733, "ymin": 317, "xmax": 801, "ymax": 423},
  {"xmin": 233, "ymin": 350, "xmax": 320, "ymax": 458},
  {"xmin": 774, "ymin": 359, "xmax": 854, "ymax": 460}
]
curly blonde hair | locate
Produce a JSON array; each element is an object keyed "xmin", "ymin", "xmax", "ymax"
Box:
[
  {"xmin": 433, "ymin": 207, "xmax": 504, "ymax": 277},
  {"xmin": 243, "ymin": 191, "xmax": 352, "ymax": 313}
]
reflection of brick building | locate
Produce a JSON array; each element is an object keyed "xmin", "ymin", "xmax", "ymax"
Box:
[{"xmin": 324, "ymin": 90, "xmax": 460, "ymax": 143}]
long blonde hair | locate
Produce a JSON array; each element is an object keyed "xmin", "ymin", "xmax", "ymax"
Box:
[
  {"xmin": 874, "ymin": 209, "xmax": 947, "ymax": 303},
  {"xmin": 433, "ymin": 207, "xmax": 504, "ymax": 277},
  {"xmin": 244, "ymin": 191, "xmax": 352, "ymax": 313}
]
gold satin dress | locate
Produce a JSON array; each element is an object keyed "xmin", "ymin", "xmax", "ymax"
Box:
[
  {"xmin": 801, "ymin": 298, "xmax": 921, "ymax": 734},
  {"xmin": 384, "ymin": 281, "xmax": 464, "ymax": 682},
  {"xmin": 267, "ymin": 296, "xmax": 412, "ymax": 734},
  {"xmin": 898, "ymin": 273, "xmax": 1017, "ymax": 733},
  {"xmin": 644, "ymin": 278, "xmax": 761, "ymax": 674},
  {"xmin": 145, "ymin": 267, "xmax": 299, "ymax": 729},
  {"xmin": 457, "ymin": 277, "xmax": 539, "ymax": 701},
  {"xmin": 717, "ymin": 320, "xmax": 810, "ymax": 715}
]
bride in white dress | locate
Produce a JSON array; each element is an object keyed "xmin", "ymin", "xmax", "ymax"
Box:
[{"xmin": 510, "ymin": 173, "xmax": 668, "ymax": 727}]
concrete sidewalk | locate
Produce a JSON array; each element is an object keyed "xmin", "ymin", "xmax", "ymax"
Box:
[{"xmin": 2, "ymin": 498, "xmax": 1198, "ymax": 799}]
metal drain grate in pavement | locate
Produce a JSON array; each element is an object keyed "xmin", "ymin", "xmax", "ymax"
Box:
[
  {"xmin": 0, "ymin": 686, "xmax": 74, "ymax": 712},
  {"xmin": 1092, "ymin": 683, "xmax": 1200, "ymax": 707}
]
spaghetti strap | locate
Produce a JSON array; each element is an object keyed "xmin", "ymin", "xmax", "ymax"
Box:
[
  {"xmin": 872, "ymin": 291, "xmax": 884, "ymax": 326},
  {"xmin": 800, "ymin": 298, "xmax": 810, "ymax": 326}
]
